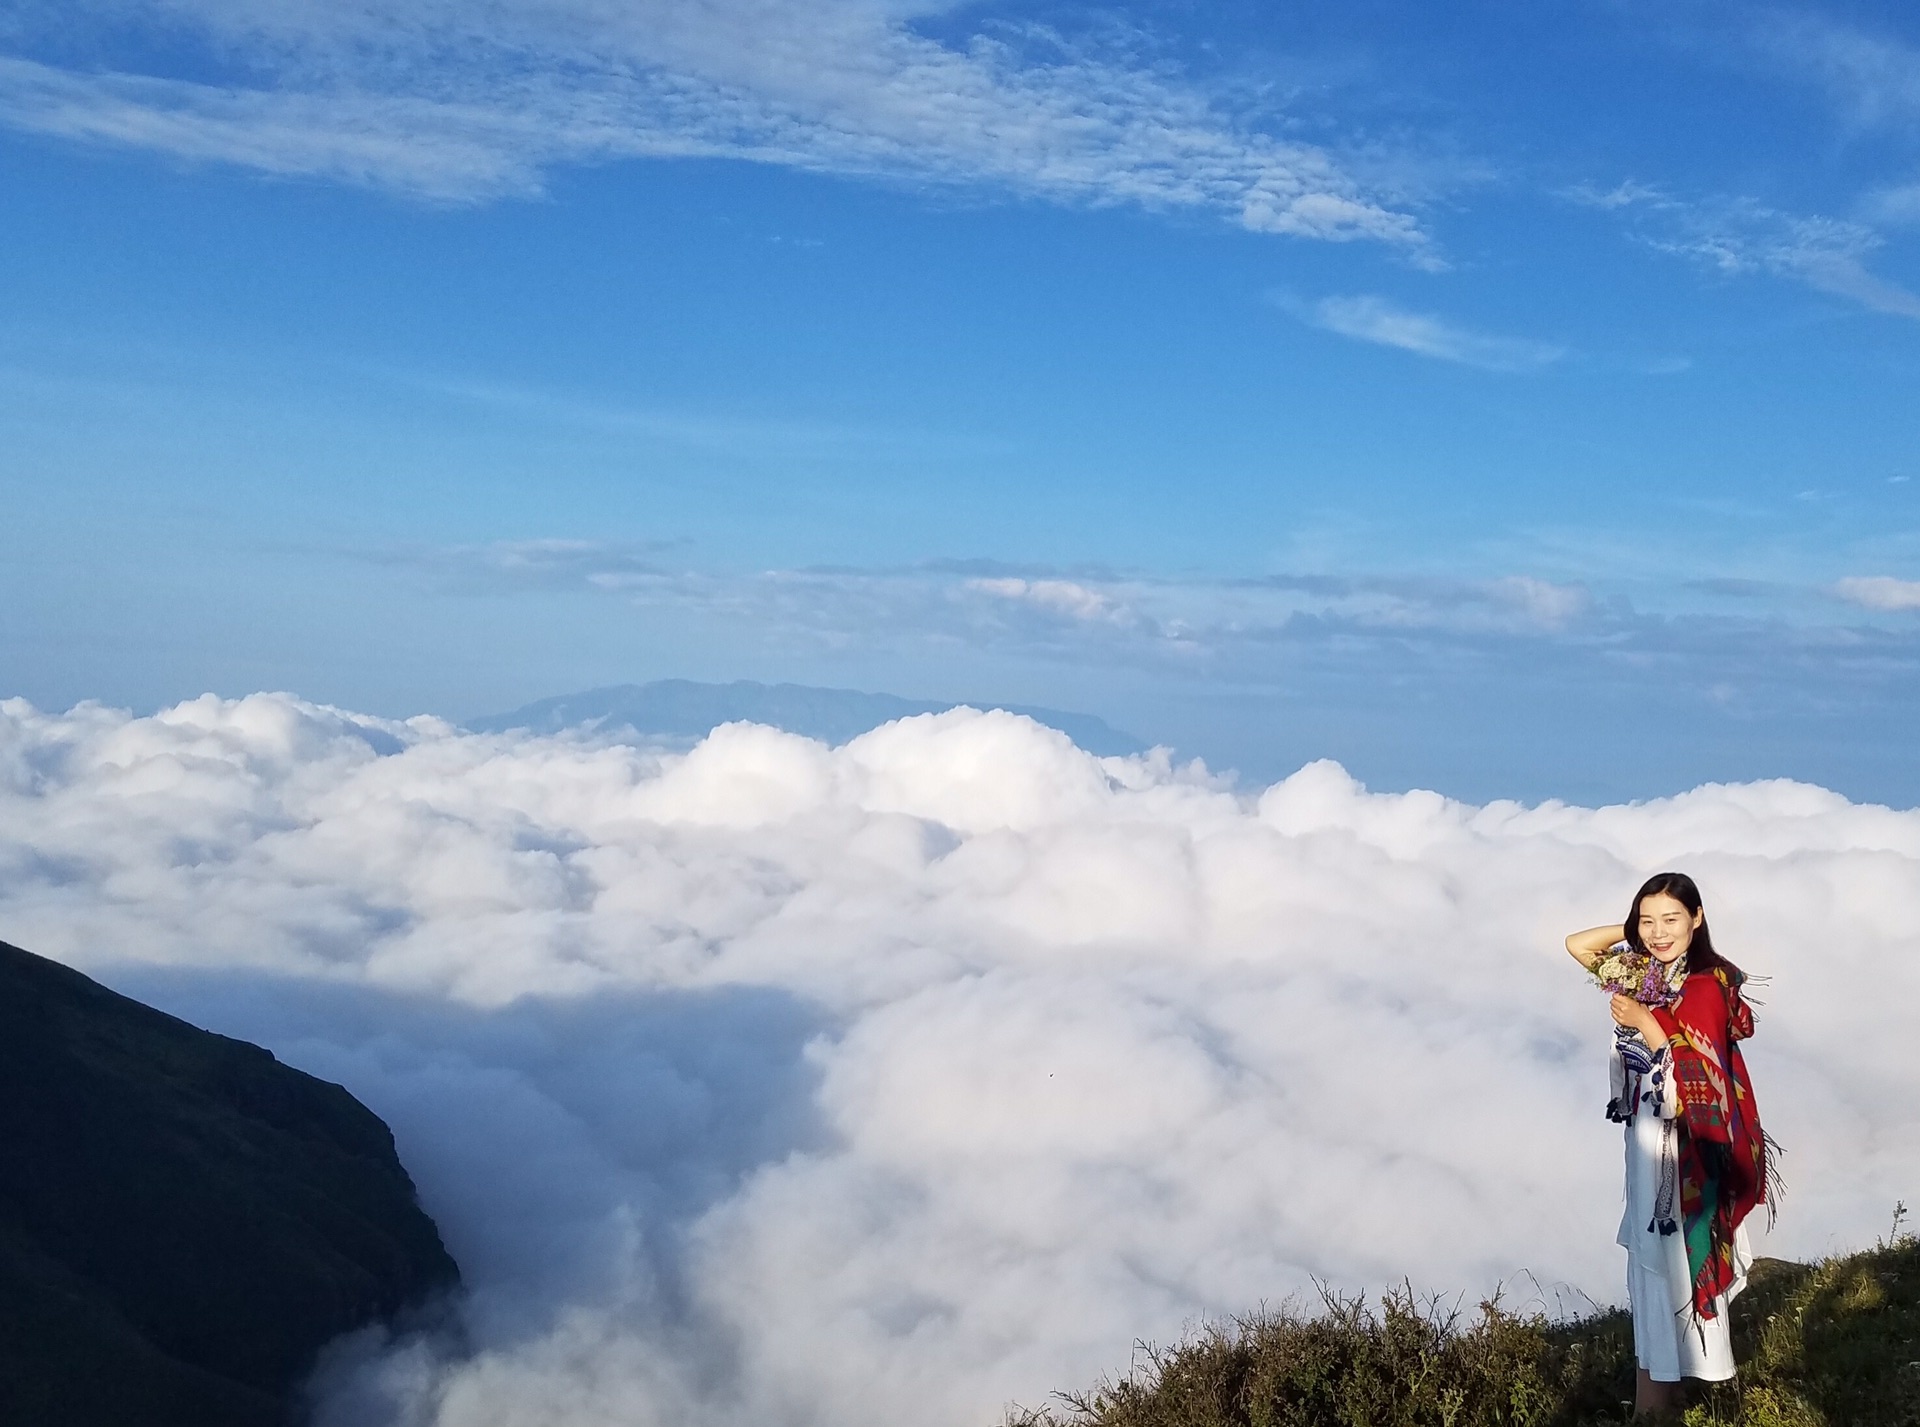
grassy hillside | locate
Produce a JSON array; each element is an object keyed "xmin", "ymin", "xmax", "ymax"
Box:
[{"xmin": 1012, "ymin": 1228, "xmax": 1920, "ymax": 1426}]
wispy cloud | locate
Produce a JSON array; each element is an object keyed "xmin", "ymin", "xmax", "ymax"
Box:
[
  {"xmin": 364, "ymin": 538, "xmax": 678, "ymax": 593},
  {"xmin": 1564, "ymin": 179, "xmax": 1665, "ymax": 211},
  {"xmin": 1572, "ymin": 184, "xmax": 1920, "ymax": 321},
  {"xmin": 0, "ymin": 4, "xmax": 1429, "ymax": 253},
  {"xmin": 394, "ymin": 371, "xmax": 980, "ymax": 458},
  {"xmin": 1745, "ymin": 8, "xmax": 1920, "ymax": 134},
  {"xmin": 1864, "ymin": 183, "xmax": 1920, "ymax": 229},
  {"xmin": 1664, "ymin": 203, "xmax": 1920, "ymax": 320},
  {"xmin": 1284, "ymin": 293, "xmax": 1565, "ymax": 371},
  {"xmin": 365, "ymin": 547, "xmax": 1618, "ymax": 660},
  {"xmin": 1787, "ymin": 251, "xmax": 1920, "ymax": 321},
  {"xmin": 1663, "ymin": 7, "xmax": 1920, "ymax": 265},
  {"xmin": 1231, "ymin": 571, "xmax": 1594, "ymax": 634},
  {"xmin": 339, "ymin": 541, "xmax": 1920, "ymax": 708},
  {"xmin": 1833, "ymin": 575, "xmax": 1920, "ymax": 612},
  {"xmin": 709, "ymin": 564, "xmax": 1600, "ymax": 649}
]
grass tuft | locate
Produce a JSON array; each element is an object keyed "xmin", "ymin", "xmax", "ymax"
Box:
[{"xmin": 1010, "ymin": 1232, "xmax": 1920, "ymax": 1427}]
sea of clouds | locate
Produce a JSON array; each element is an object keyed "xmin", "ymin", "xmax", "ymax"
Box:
[{"xmin": 2, "ymin": 692, "xmax": 1916, "ymax": 1426}]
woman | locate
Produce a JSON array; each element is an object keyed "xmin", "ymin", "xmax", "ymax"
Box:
[{"xmin": 1565, "ymin": 872, "xmax": 1774, "ymax": 1417}]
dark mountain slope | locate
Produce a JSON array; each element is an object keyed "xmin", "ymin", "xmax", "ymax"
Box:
[{"xmin": 0, "ymin": 939, "xmax": 459, "ymax": 1427}]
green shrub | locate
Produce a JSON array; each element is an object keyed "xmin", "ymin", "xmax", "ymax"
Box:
[{"xmin": 1013, "ymin": 1232, "xmax": 1920, "ymax": 1427}]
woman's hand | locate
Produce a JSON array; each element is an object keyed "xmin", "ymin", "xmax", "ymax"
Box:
[{"xmin": 1610, "ymin": 994, "xmax": 1669, "ymax": 1051}]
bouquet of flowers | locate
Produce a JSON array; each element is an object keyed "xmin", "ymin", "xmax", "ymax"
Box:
[
  {"xmin": 1594, "ymin": 941, "xmax": 1686, "ymax": 1094},
  {"xmin": 1589, "ymin": 941, "xmax": 1686, "ymax": 1008}
]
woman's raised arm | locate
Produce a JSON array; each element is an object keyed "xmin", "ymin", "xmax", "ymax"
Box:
[{"xmin": 1565, "ymin": 923, "xmax": 1626, "ymax": 970}]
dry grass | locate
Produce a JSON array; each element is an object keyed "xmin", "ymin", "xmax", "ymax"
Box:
[{"xmin": 1009, "ymin": 1223, "xmax": 1920, "ymax": 1427}]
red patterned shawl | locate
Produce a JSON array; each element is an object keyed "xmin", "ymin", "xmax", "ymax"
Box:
[{"xmin": 1650, "ymin": 966, "xmax": 1773, "ymax": 1320}]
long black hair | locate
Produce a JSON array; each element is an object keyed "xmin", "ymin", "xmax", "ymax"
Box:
[{"xmin": 1623, "ymin": 871, "xmax": 1738, "ymax": 978}]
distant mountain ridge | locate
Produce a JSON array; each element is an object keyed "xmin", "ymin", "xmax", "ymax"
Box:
[{"xmin": 471, "ymin": 679, "xmax": 1147, "ymax": 757}]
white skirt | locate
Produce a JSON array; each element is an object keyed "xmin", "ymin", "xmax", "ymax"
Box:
[
  {"xmin": 1618, "ymin": 1086, "xmax": 1751, "ymax": 1382},
  {"xmin": 1625, "ymin": 1231, "xmax": 1747, "ymax": 1382}
]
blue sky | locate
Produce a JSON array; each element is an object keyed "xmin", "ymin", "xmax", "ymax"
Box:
[{"xmin": 4, "ymin": 0, "xmax": 1919, "ymax": 802}]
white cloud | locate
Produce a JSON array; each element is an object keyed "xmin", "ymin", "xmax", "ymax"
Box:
[
  {"xmin": 1296, "ymin": 293, "xmax": 1566, "ymax": 370},
  {"xmin": 1488, "ymin": 573, "xmax": 1591, "ymax": 627},
  {"xmin": 3, "ymin": 691, "xmax": 1918, "ymax": 1426},
  {"xmin": 0, "ymin": 4, "xmax": 1428, "ymax": 251},
  {"xmin": 1833, "ymin": 574, "xmax": 1920, "ymax": 611},
  {"xmin": 965, "ymin": 576, "xmax": 1132, "ymax": 624}
]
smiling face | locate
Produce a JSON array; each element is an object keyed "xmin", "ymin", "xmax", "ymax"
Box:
[{"xmin": 1636, "ymin": 892, "xmax": 1703, "ymax": 964}]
